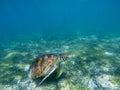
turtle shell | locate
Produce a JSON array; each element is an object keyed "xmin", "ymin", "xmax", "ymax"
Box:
[{"xmin": 29, "ymin": 54, "xmax": 60, "ymax": 79}]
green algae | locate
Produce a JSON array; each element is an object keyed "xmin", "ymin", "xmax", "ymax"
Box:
[
  {"xmin": 113, "ymin": 76, "xmax": 120, "ymax": 87},
  {"xmin": 0, "ymin": 35, "xmax": 120, "ymax": 89}
]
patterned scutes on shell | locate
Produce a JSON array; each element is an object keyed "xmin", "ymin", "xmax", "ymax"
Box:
[{"xmin": 29, "ymin": 54, "xmax": 60, "ymax": 79}]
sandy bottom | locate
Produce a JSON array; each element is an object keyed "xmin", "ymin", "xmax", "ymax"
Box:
[{"xmin": 0, "ymin": 35, "xmax": 120, "ymax": 90}]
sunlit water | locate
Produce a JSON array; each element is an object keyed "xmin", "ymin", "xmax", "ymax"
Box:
[{"xmin": 0, "ymin": 0, "xmax": 120, "ymax": 90}]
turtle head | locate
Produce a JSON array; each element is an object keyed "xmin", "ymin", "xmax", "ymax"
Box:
[{"xmin": 59, "ymin": 53, "xmax": 69, "ymax": 61}]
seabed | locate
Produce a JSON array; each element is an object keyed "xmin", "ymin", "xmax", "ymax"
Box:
[{"xmin": 0, "ymin": 34, "xmax": 120, "ymax": 90}]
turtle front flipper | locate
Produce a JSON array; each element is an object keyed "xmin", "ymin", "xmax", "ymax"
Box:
[
  {"xmin": 56, "ymin": 63, "xmax": 63, "ymax": 79},
  {"xmin": 36, "ymin": 65, "xmax": 57, "ymax": 87}
]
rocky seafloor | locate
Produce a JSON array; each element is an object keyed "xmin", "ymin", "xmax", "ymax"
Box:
[{"xmin": 0, "ymin": 35, "xmax": 120, "ymax": 90}]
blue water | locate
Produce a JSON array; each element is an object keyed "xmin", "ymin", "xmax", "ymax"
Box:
[
  {"xmin": 0, "ymin": 0, "xmax": 120, "ymax": 42},
  {"xmin": 0, "ymin": 0, "xmax": 120, "ymax": 90}
]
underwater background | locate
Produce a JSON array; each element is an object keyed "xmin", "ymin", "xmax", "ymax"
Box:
[{"xmin": 0, "ymin": 0, "xmax": 120, "ymax": 90}]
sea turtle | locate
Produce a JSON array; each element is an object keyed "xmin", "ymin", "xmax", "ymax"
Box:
[{"xmin": 29, "ymin": 53, "xmax": 69, "ymax": 87}]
